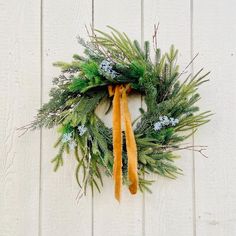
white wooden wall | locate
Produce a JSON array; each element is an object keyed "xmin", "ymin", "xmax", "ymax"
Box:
[{"xmin": 1, "ymin": 0, "xmax": 236, "ymax": 235}]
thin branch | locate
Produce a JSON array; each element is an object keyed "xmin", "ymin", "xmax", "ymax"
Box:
[
  {"xmin": 17, "ymin": 122, "xmax": 36, "ymax": 137},
  {"xmin": 177, "ymin": 53, "xmax": 199, "ymax": 79},
  {"xmin": 152, "ymin": 23, "xmax": 160, "ymax": 51},
  {"xmin": 172, "ymin": 145, "xmax": 208, "ymax": 158},
  {"xmin": 151, "ymin": 143, "xmax": 208, "ymax": 158}
]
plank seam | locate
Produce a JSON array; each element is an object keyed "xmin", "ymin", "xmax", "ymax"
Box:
[
  {"xmin": 141, "ymin": 0, "xmax": 144, "ymax": 48},
  {"xmin": 190, "ymin": 0, "xmax": 197, "ymax": 235},
  {"xmin": 92, "ymin": 1, "xmax": 95, "ymax": 236},
  {"xmin": 141, "ymin": 1, "xmax": 145, "ymax": 235},
  {"xmin": 92, "ymin": 0, "xmax": 94, "ymax": 33},
  {"xmin": 39, "ymin": 0, "xmax": 43, "ymax": 235}
]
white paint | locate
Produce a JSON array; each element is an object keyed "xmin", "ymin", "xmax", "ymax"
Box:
[
  {"xmin": 143, "ymin": 1, "xmax": 194, "ymax": 235},
  {"xmin": 0, "ymin": 0, "xmax": 41, "ymax": 235},
  {"xmin": 41, "ymin": 0, "xmax": 92, "ymax": 235},
  {"xmin": 0, "ymin": 0, "xmax": 236, "ymax": 235},
  {"xmin": 194, "ymin": 0, "xmax": 236, "ymax": 235},
  {"xmin": 93, "ymin": 1, "xmax": 143, "ymax": 236}
]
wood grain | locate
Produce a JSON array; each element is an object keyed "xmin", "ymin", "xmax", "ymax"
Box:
[
  {"xmin": 93, "ymin": 1, "xmax": 143, "ymax": 236},
  {"xmin": 194, "ymin": 0, "xmax": 236, "ymax": 235},
  {"xmin": 143, "ymin": 1, "xmax": 194, "ymax": 235},
  {"xmin": 0, "ymin": 0, "xmax": 41, "ymax": 235},
  {"xmin": 1, "ymin": 0, "xmax": 236, "ymax": 235},
  {"xmin": 40, "ymin": 0, "xmax": 93, "ymax": 235}
]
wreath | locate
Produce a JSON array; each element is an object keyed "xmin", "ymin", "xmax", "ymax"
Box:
[{"xmin": 24, "ymin": 26, "xmax": 211, "ymax": 201}]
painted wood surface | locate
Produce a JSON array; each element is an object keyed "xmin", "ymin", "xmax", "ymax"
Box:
[
  {"xmin": 0, "ymin": 0, "xmax": 236, "ymax": 235},
  {"xmin": 194, "ymin": 0, "xmax": 236, "ymax": 235},
  {"xmin": 0, "ymin": 0, "xmax": 41, "ymax": 235},
  {"xmin": 41, "ymin": 0, "xmax": 92, "ymax": 235},
  {"xmin": 143, "ymin": 1, "xmax": 194, "ymax": 235},
  {"xmin": 93, "ymin": 1, "xmax": 143, "ymax": 236}
]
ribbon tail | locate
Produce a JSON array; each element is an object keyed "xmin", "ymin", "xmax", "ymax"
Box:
[
  {"xmin": 112, "ymin": 85, "xmax": 122, "ymax": 201},
  {"xmin": 122, "ymin": 88, "xmax": 138, "ymax": 195}
]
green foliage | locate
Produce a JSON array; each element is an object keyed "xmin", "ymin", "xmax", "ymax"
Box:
[
  {"xmin": 27, "ymin": 26, "xmax": 211, "ymax": 196},
  {"xmin": 69, "ymin": 77, "xmax": 88, "ymax": 92}
]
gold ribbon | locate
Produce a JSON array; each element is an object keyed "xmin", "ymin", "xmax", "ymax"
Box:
[{"xmin": 108, "ymin": 84, "xmax": 138, "ymax": 201}]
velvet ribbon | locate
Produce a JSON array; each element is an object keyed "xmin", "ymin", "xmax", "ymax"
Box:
[{"xmin": 108, "ymin": 84, "xmax": 138, "ymax": 201}]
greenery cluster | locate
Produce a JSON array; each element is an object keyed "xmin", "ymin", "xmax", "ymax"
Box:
[{"xmin": 27, "ymin": 26, "xmax": 211, "ymax": 195}]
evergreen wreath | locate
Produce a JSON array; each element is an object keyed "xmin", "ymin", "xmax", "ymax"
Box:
[{"xmin": 23, "ymin": 26, "xmax": 211, "ymax": 201}]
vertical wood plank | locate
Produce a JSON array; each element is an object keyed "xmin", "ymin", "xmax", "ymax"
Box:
[
  {"xmin": 41, "ymin": 0, "xmax": 93, "ymax": 235},
  {"xmin": 93, "ymin": 1, "xmax": 143, "ymax": 236},
  {"xmin": 0, "ymin": 0, "xmax": 41, "ymax": 235},
  {"xmin": 143, "ymin": 1, "xmax": 194, "ymax": 235},
  {"xmin": 194, "ymin": 1, "xmax": 236, "ymax": 235}
]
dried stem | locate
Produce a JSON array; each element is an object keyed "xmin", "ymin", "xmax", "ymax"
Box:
[
  {"xmin": 152, "ymin": 23, "xmax": 160, "ymax": 51},
  {"xmin": 172, "ymin": 144, "xmax": 208, "ymax": 158}
]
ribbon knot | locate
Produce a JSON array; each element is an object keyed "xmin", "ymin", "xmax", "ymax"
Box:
[{"xmin": 108, "ymin": 84, "xmax": 138, "ymax": 202}]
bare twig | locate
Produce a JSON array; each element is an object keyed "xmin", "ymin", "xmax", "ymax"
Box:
[
  {"xmin": 17, "ymin": 123, "xmax": 35, "ymax": 137},
  {"xmin": 152, "ymin": 23, "xmax": 160, "ymax": 51},
  {"xmin": 170, "ymin": 144, "xmax": 208, "ymax": 158},
  {"xmin": 177, "ymin": 53, "xmax": 199, "ymax": 79},
  {"xmin": 152, "ymin": 143, "xmax": 208, "ymax": 158}
]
